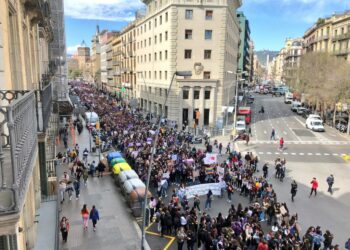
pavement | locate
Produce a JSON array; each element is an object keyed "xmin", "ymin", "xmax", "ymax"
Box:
[
  {"xmin": 235, "ymin": 94, "xmax": 350, "ymax": 245},
  {"xmin": 57, "ymin": 118, "xmax": 145, "ymax": 250}
]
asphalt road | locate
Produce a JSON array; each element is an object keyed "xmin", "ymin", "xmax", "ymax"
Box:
[{"xmin": 237, "ymin": 93, "xmax": 350, "ymax": 245}]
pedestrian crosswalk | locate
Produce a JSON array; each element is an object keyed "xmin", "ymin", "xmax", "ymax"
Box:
[
  {"xmin": 237, "ymin": 140, "xmax": 350, "ymax": 145},
  {"xmin": 253, "ymin": 151, "xmax": 347, "ymax": 157}
]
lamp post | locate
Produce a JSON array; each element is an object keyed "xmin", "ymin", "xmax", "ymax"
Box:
[{"xmin": 141, "ymin": 71, "xmax": 192, "ymax": 250}]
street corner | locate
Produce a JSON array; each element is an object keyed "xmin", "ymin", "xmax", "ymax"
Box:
[{"xmin": 145, "ymin": 222, "xmax": 176, "ymax": 250}]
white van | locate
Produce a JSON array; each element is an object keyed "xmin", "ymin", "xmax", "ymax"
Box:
[
  {"xmin": 291, "ymin": 101, "xmax": 302, "ymax": 112},
  {"xmin": 85, "ymin": 112, "xmax": 99, "ymax": 126},
  {"xmin": 306, "ymin": 119, "xmax": 325, "ymax": 132},
  {"xmin": 236, "ymin": 120, "xmax": 246, "ymax": 134},
  {"xmin": 284, "ymin": 92, "xmax": 293, "ymax": 104}
]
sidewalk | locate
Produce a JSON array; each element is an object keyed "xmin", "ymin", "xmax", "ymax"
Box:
[{"xmin": 58, "ymin": 120, "xmax": 143, "ymax": 250}]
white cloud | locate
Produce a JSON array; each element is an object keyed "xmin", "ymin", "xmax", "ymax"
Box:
[
  {"xmin": 66, "ymin": 44, "xmax": 80, "ymax": 55},
  {"xmin": 64, "ymin": 0, "xmax": 144, "ymax": 21}
]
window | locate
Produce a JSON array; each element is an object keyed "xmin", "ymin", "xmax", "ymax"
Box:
[
  {"xmin": 144, "ymin": 54, "xmax": 147, "ymax": 62},
  {"xmin": 185, "ymin": 9, "xmax": 193, "ymax": 19},
  {"xmin": 204, "ymin": 50, "xmax": 211, "ymax": 59},
  {"xmin": 203, "ymin": 71, "xmax": 211, "ymax": 79},
  {"xmin": 154, "ymin": 52, "xmax": 157, "ymax": 61},
  {"xmin": 160, "ymin": 88, "xmax": 162, "ymax": 96},
  {"xmin": 165, "ymin": 31, "xmax": 168, "ymax": 41},
  {"xmin": 149, "ymin": 86, "xmax": 151, "ymax": 93},
  {"xmin": 149, "ymin": 71, "xmax": 151, "ymax": 78},
  {"xmin": 183, "ymin": 89, "xmax": 189, "ymax": 99},
  {"xmin": 205, "ymin": 10, "xmax": 213, "ymax": 20},
  {"xmin": 149, "ymin": 21, "xmax": 151, "ymax": 30},
  {"xmin": 205, "ymin": 30, "xmax": 212, "ymax": 40},
  {"xmin": 204, "ymin": 90, "xmax": 211, "ymax": 99},
  {"xmin": 155, "ymin": 35, "xmax": 157, "ymax": 44},
  {"xmin": 194, "ymin": 90, "xmax": 200, "ymax": 99},
  {"xmin": 154, "ymin": 71, "xmax": 157, "ymax": 79},
  {"xmin": 204, "ymin": 109, "xmax": 210, "ymax": 126},
  {"xmin": 165, "ymin": 50, "xmax": 168, "ymax": 59},
  {"xmin": 165, "ymin": 12, "xmax": 168, "ymax": 22},
  {"xmin": 184, "ymin": 49, "xmax": 192, "ymax": 59},
  {"xmin": 159, "ymin": 71, "xmax": 162, "ymax": 79},
  {"xmin": 165, "ymin": 71, "xmax": 168, "ymax": 79},
  {"xmin": 160, "ymin": 15, "xmax": 162, "ymax": 25},
  {"xmin": 144, "ymin": 24, "xmax": 146, "ymax": 32},
  {"xmin": 160, "ymin": 33, "xmax": 162, "ymax": 43},
  {"xmin": 159, "ymin": 51, "xmax": 162, "ymax": 60},
  {"xmin": 185, "ymin": 29, "xmax": 193, "ymax": 39},
  {"xmin": 155, "ymin": 18, "xmax": 157, "ymax": 27},
  {"xmin": 149, "ymin": 53, "xmax": 151, "ymax": 61}
]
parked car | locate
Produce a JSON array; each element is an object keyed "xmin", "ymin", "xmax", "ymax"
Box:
[
  {"xmin": 284, "ymin": 92, "xmax": 294, "ymax": 104},
  {"xmin": 291, "ymin": 102, "xmax": 302, "ymax": 112},
  {"xmin": 306, "ymin": 119, "xmax": 325, "ymax": 132},
  {"xmin": 301, "ymin": 109, "xmax": 312, "ymax": 119},
  {"xmin": 296, "ymin": 107, "xmax": 308, "ymax": 115}
]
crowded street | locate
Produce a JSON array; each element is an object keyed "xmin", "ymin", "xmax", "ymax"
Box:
[{"xmin": 56, "ymin": 82, "xmax": 350, "ymax": 250}]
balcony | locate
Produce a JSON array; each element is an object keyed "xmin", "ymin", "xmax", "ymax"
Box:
[
  {"xmin": 113, "ymin": 51, "xmax": 122, "ymax": 57},
  {"xmin": 332, "ymin": 33, "xmax": 350, "ymax": 42},
  {"xmin": 113, "ymin": 60, "xmax": 121, "ymax": 66},
  {"xmin": 0, "ymin": 91, "xmax": 38, "ymax": 215}
]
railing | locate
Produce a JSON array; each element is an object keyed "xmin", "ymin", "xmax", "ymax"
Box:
[
  {"xmin": 332, "ymin": 32, "xmax": 350, "ymax": 41},
  {"xmin": 0, "ymin": 91, "xmax": 38, "ymax": 214}
]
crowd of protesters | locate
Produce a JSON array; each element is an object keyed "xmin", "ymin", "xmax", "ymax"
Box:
[{"xmin": 69, "ymin": 82, "xmax": 344, "ymax": 250}]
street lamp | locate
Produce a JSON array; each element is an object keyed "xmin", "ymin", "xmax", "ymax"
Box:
[
  {"xmin": 227, "ymin": 70, "xmax": 247, "ymax": 136},
  {"xmin": 141, "ymin": 71, "xmax": 192, "ymax": 250}
]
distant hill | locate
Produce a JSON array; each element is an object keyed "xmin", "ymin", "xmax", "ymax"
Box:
[{"xmin": 255, "ymin": 50, "xmax": 279, "ymax": 67}]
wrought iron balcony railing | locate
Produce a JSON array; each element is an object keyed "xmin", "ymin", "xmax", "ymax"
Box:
[{"xmin": 0, "ymin": 91, "xmax": 38, "ymax": 214}]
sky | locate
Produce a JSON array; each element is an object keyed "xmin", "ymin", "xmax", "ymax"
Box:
[{"xmin": 65, "ymin": 0, "xmax": 350, "ymax": 54}]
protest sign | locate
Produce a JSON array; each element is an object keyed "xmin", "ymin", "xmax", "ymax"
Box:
[
  {"xmin": 185, "ymin": 183, "xmax": 222, "ymax": 199},
  {"xmin": 203, "ymin": 153, "xmax": 218, "ymax": 165}
]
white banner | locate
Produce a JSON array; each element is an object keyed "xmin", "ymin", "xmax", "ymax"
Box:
[
  {"xmin": 203, "ymin": 153, "xmax": 218, "ymax": 165},
  {"xmin": 185, "ymin": 183, "xmax": 224, "ymax": 199}
]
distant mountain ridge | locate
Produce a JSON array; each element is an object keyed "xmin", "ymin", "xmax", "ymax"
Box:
[{"xmin": 255, "ymin": 50, "xmax": 279, "ymax": 67}]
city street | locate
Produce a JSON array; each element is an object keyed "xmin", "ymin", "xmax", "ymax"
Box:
[{"xmin": 236, "ymin": 93, "xmax": 350, "ymax": 245}]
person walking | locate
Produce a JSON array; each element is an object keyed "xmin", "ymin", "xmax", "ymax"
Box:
[
  {"xmin": 97, "ymin": 160, "xmax": 106, "ymax": 178},
  {"xmin": 65, "ymin": 181, "xmax": 74, "ymax": 201},
  {"xmin": 270, "ymin": 128, "xmax": 276, "ymax": 140},
  {"xmin": 218, "ymin": 143, "xmax": 223, "ymax": 155},
  {"xmin": 291, "ymin": 180, "xmax": 298, "ymax": 202},
  {"xmin": 225, "ymin": 143, "xmax": 231, "ymax": 154},
  {"xmin": 279, "ymin": 137, "xmax": 284, "ymax": 151},
  {"xmin": 176, "ymin": 227, "xmax": 187, "ymax": 250},
  {"xmin": 262, "ymin": 163, "xmax": 268, "ymax": 179},
  {"xmin": 60, "ymin": 217, "xmax": 70, "ymax": 242},
  {"xmin": 227, "ymin": 182, "xmax": 234, "ymax": 203},
  {"xmin": 73, "ymin": 178, "xmax": 80, "ymax": 200},
  {"xmin": 245, "ymin": 134, "xmax": 250, "ymax": 145},
  {"xmin": 59, "ymin": 181, "xmax": 66, "ymax": 204},
  {"xmin": 205, "ymin": 189, "xmax": 213, "ymax": 210},
  {"xmin": 309, "ymin": 177, "xmax": 318, "ymax": 197},
  {"xmin": 89, "ymin": 205, "xmax": 100, "ymax": 231},
  {"xmin": 193, "ymin": 194, "xmax": 201, "ymax": 213},
  {"xmin": 83, "ymin": 167, "xmax": 89, "ymax": 186},
  {"xmin": 326, "ymin": 174, "xmax": 334, "ymax": 195},
  {"xmin": 345, "ymin": 238, "xmax": 350, "ymax": 250},
  {"xmin": 81, "ymin": 204, "xmax": 89, "ymax": 230}
]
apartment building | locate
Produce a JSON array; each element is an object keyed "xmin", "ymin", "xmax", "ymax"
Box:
[
  {"xmin": 304, "ymin": 10, "xmax": 350, "ymax": 61},
  {"xmin": 0, "ymin": 0, "xmax": 63, "ymax": 249},
  {"xmin": 112, "ymin": 35, "xmax": 122, "ymax": 94},
  {"xmin": 237, "ymin": 11, "xmax": 252, "ymax": 81},
  {"xmin": 106, "ymin": 36, "xmax": 114, "ymax": 91},
  {"xmin": 283, "ymin": 38, "xmax": 303, "ymax": 86},
  {"xmin": 91, "ymin": 26, "xmax": 101, "ymax": 88},
  {"xmin": 136, "ymin": 0, "xmax": 242, "ymax": 129},
  {"xmin": 120, "ymin": 22, "xmax": 137, "ymax": 99}
]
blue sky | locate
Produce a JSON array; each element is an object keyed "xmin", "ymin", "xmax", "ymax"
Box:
[{"xmin": 65, "ymin": 0, "xmax": 350, "ymax": 54}]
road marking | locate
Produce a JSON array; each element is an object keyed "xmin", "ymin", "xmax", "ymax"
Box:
[
  {"xmin": 315, "ymin": 153, "xmax": 321, "ymax": 156},
  {"xmin": 259, "ymin": 152, "xmax": 264, "ymax": 155},
  {"xmin": 307, "ymin": 153, "xmax": 313, "ymax": 156},
  {"xmin": 283, "ymin": 152, "xmax": 288, "ymax": 155},
  {"xmin": 324, "ymin": 153, "xmax": 330, "ymax": 156},
  {"xmin": 291, "ymin": 152, "xmax": 296, "ymax": 155},
  {"xmin": 266, "ymin": 152, "xmax": 272, "ymax": 155},
  {"xmin": 264, "ymin": 131, "xmax": 267, "ymax": 134},
  {"xmin": 299, "ymin": 153, "xmax": 305, "ymax": 155}
]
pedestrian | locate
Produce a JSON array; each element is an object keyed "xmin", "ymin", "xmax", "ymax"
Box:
[
  {"xmin": 89, "ymin": 161, "xmax": 96, "ymax": 177},
  {"xmin": 97, "ymin": 160, "xmax": 106, "ymax": 177},
  {"xmin": 326, "ymin": 174, "xmax": 334, "ymax": 195},
  {"xmin": 149, "ymin": 197, "xmax": 157, "ymax": 222},
  {"xmin": 73, "ymin": 178, "xmax": 80, "ymax": 200},
  {"xmin": 60, "ymin": 217, "xmax": 70, "ymax": 242},
  {"xmin": 218, "ymin": 143, "xmax": 223, "ymax": 155},
  {"xmin": 248, "ymin": 126, "xmax": 252, "ymax": 137},
  {"xmin": 193, "ymin": 194, "xmax": 201, "ymax": 213},
  {"xmin": 323, "ymin": 230, "xmax": 333, "ymax": 250},
  {"xmin": 59, "ymin": 181, "xmax": 66, "ymax": 204},
  {"xmin": 225, "ymin": 143, "xmax": 230, "ymax": 154},
  {"xmin": 205, "ymin": 189, "xmax": 213, "ymax": 210},
  {"xmin": 89, "ymin": 205, "xmax": 100, "ymax": 231},
  {"xmin": 83, "ymin": 167, "xmax": 89, "ymax": 186},
  {"xmin": 227, "ymin": 182, "xmax": 233, "ymax": 203},
  {"xmin": 345, "ymin": 238, "xmax": 350, "ymax": 250},
  {"xmin": 176, "ymin": 227, "xmax": 187, "ymax": 250},
  {"xmin": 62, "ymin": 171, "xmax": 70, "ymax": 183},
  {"xmin": 262, "ymin": 163, "xmax": 268, "ymax": 179},
  {"xmin": 309, "ymin": 177, "xmax": 318, "ymax": 197},
  {"xmin": 83, "ymin": 148, "xmax": 89, "ymax": 163},
  {"xmin": 279, "ymin": 137, "xmax": 284, "ymax": 151},
  {"xmin": 291, "ymin": 180, "xmax": 297, "ymax": 202},
  {"xmin": 186, "ymin": 229, "xmax": 196, "ymax": 250},
  {"xmin": 65, "ymin": 181, "xmax": 74, "ymax": 201},
  {"xmin": 245, "ymin": 134, "xmax": 250, "ymax": 145},
  {"xmin": 81, "ymin": 204, "xmax": 89, "ymax": 230},
  {"xmin": 270, "ymin": 128, "xmax": 275, "ymax": 140}
]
